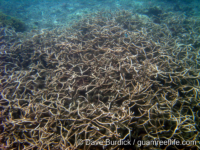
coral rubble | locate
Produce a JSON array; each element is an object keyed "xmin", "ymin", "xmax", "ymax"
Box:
[{"xmin": 0, "ymin": 10, "xmax": 200, "ymax": 149}]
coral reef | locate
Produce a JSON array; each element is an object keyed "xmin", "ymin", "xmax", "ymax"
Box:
[
  {"xmin": 0, "ymin": 10, "xmax": 200, "ymax": 149},
  {"xmin": 0, "ymin": 12, "xmax": 26, "ymax": 32}
]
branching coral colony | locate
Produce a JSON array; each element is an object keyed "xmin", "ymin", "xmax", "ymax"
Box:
[{"xmin": 0, "ymin": 10, "xmax": 200, "ymax": 150}]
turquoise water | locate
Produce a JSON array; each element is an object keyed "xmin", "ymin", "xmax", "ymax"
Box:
[{"xmin": 0, "ymin": 0, "xmax": 199, "ymax": 31}]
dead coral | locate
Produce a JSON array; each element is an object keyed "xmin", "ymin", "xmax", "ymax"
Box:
[{"xmin": 0, "ymin": 10, "xmax": 199, "ymax": 150}]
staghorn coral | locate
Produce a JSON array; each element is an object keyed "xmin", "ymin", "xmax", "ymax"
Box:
[{"xmin": 0, "ymin": 10, "xmax": 200, "ymax": 150}]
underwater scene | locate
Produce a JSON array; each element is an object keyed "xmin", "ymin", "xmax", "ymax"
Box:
[{"xmin": 0, "ymin": 0, "xmax": 200, "ymax": 149}]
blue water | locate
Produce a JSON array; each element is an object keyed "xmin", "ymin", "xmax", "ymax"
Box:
[{"xmin": 0, "ymin": 0, "xmax": 199, "ymax": 31}]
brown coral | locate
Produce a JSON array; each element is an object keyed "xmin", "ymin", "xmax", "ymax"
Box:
[{"xmin": 0, "ymin": 10, "xmax": 199, "ymax": 150}]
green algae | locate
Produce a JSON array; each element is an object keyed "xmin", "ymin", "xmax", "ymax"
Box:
[{"xmin": 0, "ymin": 11, "xmax": 26, "ymax": 32}]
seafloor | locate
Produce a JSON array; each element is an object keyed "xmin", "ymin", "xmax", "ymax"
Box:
[{"xmin": 0, "ymin": 0, "xmax": 200, "ymax": 150}]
